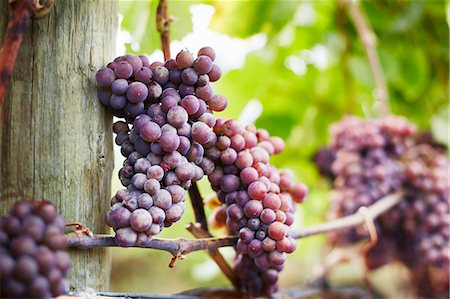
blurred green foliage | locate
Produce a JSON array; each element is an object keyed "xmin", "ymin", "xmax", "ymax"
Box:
[{"xmin": 113, "ymin": 0, "xmax": 448, "ymax": 296}]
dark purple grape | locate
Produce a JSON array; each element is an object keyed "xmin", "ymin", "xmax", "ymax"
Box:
[
  {"xmin": 124, "ymin": 102, "xmax": 145, "ymax": 119},
  {"xmin": 179, "ymin": 84, "xmax": 195, "ymax": 97},
  {"xmin": 169, "ymin": 68, "xmax": 182, "ymax": 84},
  {"xmin": 110, "ymin": 94, "xmax": 127, "ymax": 110},
  {"xmin": 97, "ymin": 88, "xmax": 112, "ymax": 106},
  {"xmin": 220, "ymin": 174, "xmax": 240, "ymax": 193},
  {"xmin": 181, "ymin": 67, "xmax": 198, "ymax": 85}
]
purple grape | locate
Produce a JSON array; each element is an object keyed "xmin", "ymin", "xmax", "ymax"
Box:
[
  {"xmin": 149, "ymin": 206, "xmax": 166, "ymax": 224},
  {"xmin": 179, "ymin": 84, "xmax": 195, "ymax": 97},
  {"xmin": 198, "ymin": 46, "xmax": 216, "ymax": 61},
  {"xmin": 115, "ymin": 227, "xmax": 137, "ymax": 247},
  {"xmin": 114, "ymin": 61, "xmax": 133, "ymax": 79},
  {"xmin": 166, "ymin": 185, "xmax": 186, "ymax": 203},
  {"xmin": 159, "ymin": 131, "xmax": 180, "ymax": 153},
  {"xmin": 144, "ymin": 179, "xmax": 160, "ymax": 195},
  {"xmin": 181, "ymin": 67, "xmax": 198, "ymax": 85},
  {"xmin": 153, "ymin": 189, "xmax": 172, "ymax": 210},
  {"xmin": 176, "ymin": 50, "xmax": 195, "ymax": 69},
  {"xmin": 130, "ymin": 209, "xmax": 153, "ymax": 232},
  {"xmin": 137, "ymin": 193, "xmax": 153, "ymax": 209},
  {"xmin": 208, "ymin": 64, "xmax": 222, "ymax": 82},
  {"xmin": 147, "ymin": 82, "xmax": 163, "ymax": 99},
  {"xmin": 96, "ymin": 67, "xmax": 115, "ymax": 87},
  {"xmin": 135, "ymin": 67, "xmax": 153, "ymax": 84},
  {"xmin": 167, "ymin": 106, "xmax": 188, "ymax": 128},
  {"xmin": 195, "ymin": 85, "xmax": 214, "ymax": 101},
  {"xmin": 220, "ymin": 174, "xmax": 240, "ymax": 193},
  {"xmin": 194, "ymin": 56, "xmax": 213, "ymax": 74},
  {"xmin": 177, "ymin": 136, "xmax": 191, "ymax": 155},
  {"xmin": 111, "ymin": 78, "xmax": 128, "ymax": 95},
  {"xmin": 126, "ymin": 82, "xmax": 148, "ymax": 103},
  {"xmin": 181, "ymin": 95, "xmax": 200, "ymax": 115},
  {"xmin": 124, "ymin": 102, "xmax": 145, "ymax": 119},
  {"xmin": 192, "ymin": 122, "xmax": 211, "ymax": 145},
  {"xmin": 169, "ymin": 68, "xmax": 182, "ymax": 84},
  {"xmin": 153, "ymin": 66, "xmax": 170, "ymax": 85},
  {"xmin": 175, "ymin": 162, "xmax": 195, "ymax": 181},
  {"xmin": 124, "ymin": 54, "xmax": 143, "ymax": 72},
  {"xmin": 97, "ymin": 88, "xmax": 112, "ymax": 106},
  {"xmin": 140, "ymin": 121, "xmax": 161, "ymax": 142},
  {"xmin": 208, "ymin": 94, "xmax": 228, "ymax": 112}
]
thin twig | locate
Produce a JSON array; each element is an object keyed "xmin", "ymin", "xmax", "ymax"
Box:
[
  {"xmin": 188, "ymin": 183, "xmax": 208, "ymax": 231},
  {"xmin": 342, "ymin": 0, "xmax": 389, "ymax": 116},
  {"xmin": 67, "ymin": 192, "xmax": 404, "ymax": 253},
  {"xmin": 156, "ymin": 0, "xmax": 171, "ymax": 60},
  {"xmin": 292, "ymin": 192, "xmax": 403, "ymax": 239}
]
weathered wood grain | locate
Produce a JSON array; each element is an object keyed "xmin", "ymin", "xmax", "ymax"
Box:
[{"xmin": 0, "ymin": 0, "xmax": 117, "ymax": 292}]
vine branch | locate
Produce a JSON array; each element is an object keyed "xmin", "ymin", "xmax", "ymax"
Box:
[
  {"xmin": 67, "ymin": 192, "xmax": 403, "ymax": 253},
  {"xmin": 341, "ymin": 0, "xmax": 389, "ymax": 116},
  {"xmin": 156, "ymin": 0, "xmax": 171, "ymax": 60},
  {"xmin": 0, "ymin": 0, "xmax": 53, "ymax": 118}
]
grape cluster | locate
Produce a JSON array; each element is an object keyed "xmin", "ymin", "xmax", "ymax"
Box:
[
  {"xmin": 395, "ymin": 145, "xmax": 449, "ymax": 270},
  {"xmin": 205, "ymin": 118, "xmax": 307, "ymax": 297},
  {"xmin": 0, "ymin": 201, "xmax": 71, "ymax": 299},
  {"xmin": 97, "ymin": 47, "xmax": 228, "ymax": 245},
  {"xmin": 96, "ymin": 47, "xmax": 225, "ymax": 122},
  {"xmin": 327, "ymin": 116, "xmax": 413, "ymax": 246},
  {"xmin": 319, "ymin": 115, "xmax": 449, "ymax": 297}
]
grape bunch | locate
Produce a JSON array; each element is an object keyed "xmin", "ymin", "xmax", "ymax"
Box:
[
  {"xmin": 205, "ymin": 118, "xmax": 307, "ymax": 297},
  {"xmin": 97, "ymin": 47, "xmax": 228, "ymax": 245},
  {"xmin": 327, "ymin": 116, "xmax": 414, "ymax": 247},
  {"xmin": 395, "ymin": 144, "xmax": 449, "ymax": 270},
  {"xmin": 318, "ymin": 115, "xmax": 449, "ymax": 297},
  {"xmin": 0, "ymin": 201, "xmax": 71, "ymax": 299}
]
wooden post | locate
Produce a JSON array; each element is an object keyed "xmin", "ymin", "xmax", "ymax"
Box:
[{"xmin": 0, "ymin": 0, "xmax": 117, "ymax": 292}]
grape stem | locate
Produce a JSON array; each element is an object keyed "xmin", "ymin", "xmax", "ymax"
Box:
[
  {"xmin": 156, "ymin": 0, "xmax": 171, "ymax": 60},
  {"xmin": 341, "ymin": 0, "xmax": 390, "ymax": 116},
  {"xmin": 187, "ymin": 183, "xmax": 239, "ymax": 288},
  {"xmin": 66, "ymin": 192, "xmax": 404, "ymax": 255},
  {"xmin": 0, "ymin": 0, "xmax": 53, "ymax": 119}
]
